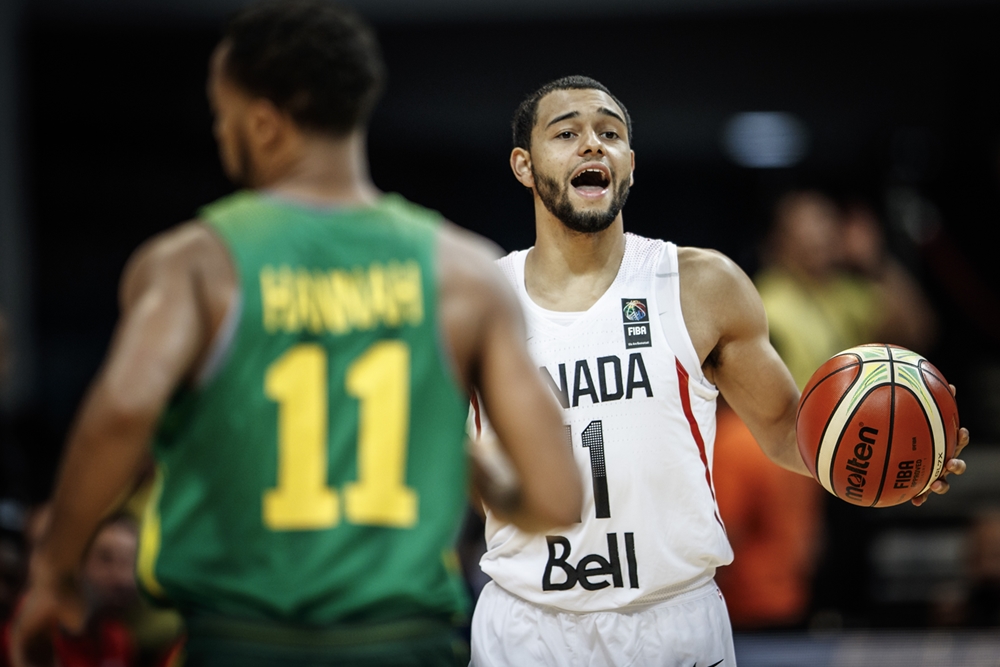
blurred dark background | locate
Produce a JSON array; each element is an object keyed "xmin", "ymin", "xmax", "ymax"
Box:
[{"xmin": 3, "ymin": 0, "xmax": 1000, "ymax": 650}]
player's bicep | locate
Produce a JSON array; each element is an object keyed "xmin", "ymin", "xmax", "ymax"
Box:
[
  {"xmin": 710, "ymin": 261, "xmax": 785, "ymax": 403},
  {"xmin": 96, "ymin": 249, "xmax": 206, "ymax": 423},
  {"xmin": 712, "ymin": 274, "xmax": 805, "ymax": 474},
  {"xmin": 718, "ymin": 333, "xmax": 806, "ymax": 475},
  {"xmin": 716, "ymin": 332, "xmax": 795, "ymax": 424}
]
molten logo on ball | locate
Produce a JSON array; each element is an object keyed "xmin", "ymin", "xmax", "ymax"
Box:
[
  {"xmin": 843, "ymin": 426, "xmax": 877, "ymax": 502},
  {"xmin": 795, "ymin": 344, "xmax": 959, "ymax": 508}
]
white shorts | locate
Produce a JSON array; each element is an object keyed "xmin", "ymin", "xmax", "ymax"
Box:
[{"xmin": 470, "ymin": 579, "xmax": 736, "ymax": 667}]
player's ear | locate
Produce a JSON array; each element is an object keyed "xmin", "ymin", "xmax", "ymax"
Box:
[
  {"xmin": 629, "ymin": 149, "xmax": 635, "ymax": 187},
  {"xmin": 246, "ymin": 98, "xmax": 284, "ymax": 150},
  {"xmin": 510, "ymin": 148, "xmax": 534, "ymax": 189}
]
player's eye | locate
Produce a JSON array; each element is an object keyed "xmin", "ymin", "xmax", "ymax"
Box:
[
  {"xmin": 557, "ymin": 131, "xmax": 575, "ymax": 139},
  {"xmin": 603, "ymin": 131, "xmax": 620, "ymax": 140}
]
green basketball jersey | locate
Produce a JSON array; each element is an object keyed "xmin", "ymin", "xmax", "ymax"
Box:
[{"xmin": 137, "ymin": 191, "xmax": 471, "ymax": 627}]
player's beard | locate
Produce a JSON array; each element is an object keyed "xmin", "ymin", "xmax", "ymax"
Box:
[{"xmin": 533, "ymin": 169, "xmax": 630, "ymax": 234}]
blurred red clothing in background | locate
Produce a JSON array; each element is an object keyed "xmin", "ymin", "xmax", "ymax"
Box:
[
  {"xmin": 714, "ymin": 404, "xmax": 822, "ymax": 629},
  {"xmin": 3, "ymin": 614, "xmax": 135, "ymax": 667}
]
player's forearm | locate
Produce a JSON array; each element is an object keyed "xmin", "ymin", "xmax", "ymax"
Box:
[
  {"xmin": 487, "ymin": 487, "xmax": 578, "ymax": 533},
  {"xmin": 724, "ymin": 383, "xmax": 810, "ymax": 476},
  {"xmin": 519, "ymin": 450, "xmax": 584, "ymax": 529},
  {"xmin": 33, "ymin": 388, "xmax": 154, "ymax": 581},
  {"xmin": 477, "ymin": 340, "xmax": 584, "ymax": 529},
  {"xmin": 503, "ymin": 505, "xmax": 571, "ymax": 533},
  {"xmin": 470, "ymin": 420, "xmax": 582, "ymax": 531},
  {"xmin": 758, "ymin": 425, "xmax": 811, "ymax": 477},
  {"xmin": 491, "ymin": 420, "xmax": 583, "ymax": 530},
  {"xmin": 476, "ymin": 436, "xmax": 583, "ymax": 531}
]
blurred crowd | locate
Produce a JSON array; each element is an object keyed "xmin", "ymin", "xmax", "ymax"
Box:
[
  {"xmin": 713, "ymin": 188, "xmax": 1000, "ymax": 632},
  {"xmin": 0, "ymin": 499, "xmax": 184, "ymax": 667}
]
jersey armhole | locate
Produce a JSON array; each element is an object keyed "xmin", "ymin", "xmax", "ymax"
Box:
[
  {"xmin": 193, "ymin": 221, "xmax": 244, "ymax": 389},
  {"xmin": 655, "ymin": 242, "xmax": 717, "ymax": 396},
  {"xmin": 194, "ymin": 291, "xmax": 242, "ymax": 387}
]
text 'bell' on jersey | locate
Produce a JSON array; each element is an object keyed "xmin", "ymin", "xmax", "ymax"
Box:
[
  {"xmin": 137, "ymin": 191, "xmax": 471, "ymax": 626},
  {"xmin": 481, "ymin": 234, "xmax": 733, "ymax": 612}
]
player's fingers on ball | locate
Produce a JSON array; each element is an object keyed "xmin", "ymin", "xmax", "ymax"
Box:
[
  {"xmin": 948, "ymin": 429, "xmax": 969, "ymax": 460},
  {"xmin": 911, "ymin": 492, "xmax": 928, "ymax": 507},
  {"xmin": 949, "ymin": 383, "xmax": 957, "ymax": 397},
  {"xmin": 931, "ymin": 478, "xmax": 950, "ymax": 495},
  {"xmin": 946, "ymin": 458, "xmax": 967, "ymax": 475}
]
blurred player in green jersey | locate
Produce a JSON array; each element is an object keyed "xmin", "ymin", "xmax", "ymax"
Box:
[{"xmin": 10, "ymin": 2, "xmax": 581, "ymax": 665}]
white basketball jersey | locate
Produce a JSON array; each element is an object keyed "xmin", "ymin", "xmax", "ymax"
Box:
[{"xmin": 480, "ymin": 234, "xmax": 733, "ymax": 612}]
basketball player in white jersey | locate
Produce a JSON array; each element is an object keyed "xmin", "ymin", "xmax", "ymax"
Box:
[{"xmin": 469, "ymin": 76, "xmax": 970, "ymax": 667}]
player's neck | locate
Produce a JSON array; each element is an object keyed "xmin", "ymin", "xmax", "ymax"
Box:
[
  {"xmin": 525, "ymin": 208, "xmax": 626, "ymax": 312},
  {"xmin": 260, "ymin": 131, "xmax": 380, "ymax": 208}
]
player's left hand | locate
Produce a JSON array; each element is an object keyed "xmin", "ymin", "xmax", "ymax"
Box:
[{"xmin": 912, "ymin": 383, "xmax": 969, "ymax": 507}]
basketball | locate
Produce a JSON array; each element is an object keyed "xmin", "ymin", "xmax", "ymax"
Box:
[{"xmin": 796, "ymin": 344, "xmax": 959, "ymax": 507}]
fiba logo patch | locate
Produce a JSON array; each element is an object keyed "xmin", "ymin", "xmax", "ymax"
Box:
[
  {"xmin": 621, "ymin": 298, "xmax": 651, "ymax": 349},
  {"xmin": 623, "ymin": 300, "xmax": 647, "ymax": 322}
]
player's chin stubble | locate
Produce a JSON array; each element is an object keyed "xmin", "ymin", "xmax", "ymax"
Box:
[{"xmin": 533, "ymin": 170, "xmax": 630, "ymax": 234}]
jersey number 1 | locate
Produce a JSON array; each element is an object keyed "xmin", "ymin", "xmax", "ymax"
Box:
[
  {"xmin": 581, "ymin": 420, "xmax": 610, "ymax": 519},
  {"xmin": 262, "ymin": 341, "xmax": 417, "ymax": 531}
]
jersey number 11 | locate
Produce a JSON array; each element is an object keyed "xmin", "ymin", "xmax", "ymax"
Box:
[{"xmin": 262, "ymin": 341, "xmax": 418, "ymax": 531}]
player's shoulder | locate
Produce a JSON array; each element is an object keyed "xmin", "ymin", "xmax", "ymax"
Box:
[
  {"xmin": 128, "ymin": 221, "xmax": 224, "ymax": 273},
  {"xmin": 437, "ymin": 220, "xmax": 504, "ymax": 267},
  {"xmin": 436, "ymin": 221, "xmax": 508, "ymax": 289},
  {"xmin": 676, "ymin": 246, "xmax": 751, "ymax": 291},
  {"xmin": 676, "ymin": 245, "xmax": 765, "ymax": 332},
  {"xmin": 120, "ymin": 221, "xmax": 229, "ymax": 302},
  {"xmin": 436, "ymin": 222, "xmax": 520, "ymax": 313}
]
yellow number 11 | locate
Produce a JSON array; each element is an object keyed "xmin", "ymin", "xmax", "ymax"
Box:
[{"xmin": 262, "ymin": 341, "xmax": 417, "ymax": 531}]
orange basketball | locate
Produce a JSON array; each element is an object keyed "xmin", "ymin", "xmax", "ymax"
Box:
[{"xmin": 796, "ymin": 344, "xmax": 959, "ymax": 507}]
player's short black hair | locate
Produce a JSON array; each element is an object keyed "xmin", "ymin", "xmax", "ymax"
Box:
[
  {"xmin": 222, "ymin": 0, "xmax": 385, "ymax": 136},
  {"xmin": 512, "ymin": 75, "xmax": 633, "ymax": 151}
]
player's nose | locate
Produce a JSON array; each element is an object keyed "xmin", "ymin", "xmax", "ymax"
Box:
[{"xmin": 579, "ymin": 128, "xmax": 605, "ymax": 155}]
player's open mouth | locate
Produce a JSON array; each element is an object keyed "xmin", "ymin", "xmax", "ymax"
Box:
[{"xmin": 570, "ymin": 165, "xmax": 611, "ymax": 198}]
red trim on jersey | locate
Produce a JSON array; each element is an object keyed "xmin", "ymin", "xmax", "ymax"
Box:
[
  {"xmin": 675, "ymin": 358, "xmax": 724, "ymax": 528},
  {"xmin": 470, "ymin": 392, "xmax": 482, "ymax": 437}
]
